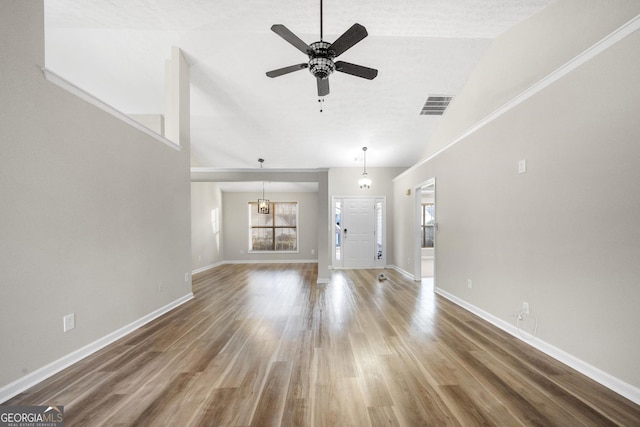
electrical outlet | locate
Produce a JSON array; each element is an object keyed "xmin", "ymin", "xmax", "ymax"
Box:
[
  {"xmin": 518, "ymin": 159, "xmax": 527, "ymax": 174},
  {"xmin": 63, "ymin": 313, "xmax": 75, "ymax": 332},
  {"xmin": 184, "ymin": 272, "xmax": 190, "ymax": 283},
  {"xmin": 522, "ymin": 302, "xmax": 529, "ymax": 314},
  {"xmin": 467, "ymin": 279, "xmax": 473, "ymax": 289}
]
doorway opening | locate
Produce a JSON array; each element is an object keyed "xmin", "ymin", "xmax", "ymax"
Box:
[{"xmin": 414, "ymin": 179, "xmax": 436, "ymax": 281}]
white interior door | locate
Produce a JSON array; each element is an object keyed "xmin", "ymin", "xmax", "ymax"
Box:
[{"xmin": 343, "ymin": 198, "xmax": 375, "ymax": 268}]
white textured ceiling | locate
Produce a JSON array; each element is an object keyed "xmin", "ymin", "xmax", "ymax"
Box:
[{"xmin": 44, "ymin": 0, "xmax": 555, "ymax": 170}]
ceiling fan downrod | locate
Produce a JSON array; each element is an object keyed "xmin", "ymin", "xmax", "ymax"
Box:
[{"xmin": 320, "ymin": 0, "xmax": 323, "ymax": 41}]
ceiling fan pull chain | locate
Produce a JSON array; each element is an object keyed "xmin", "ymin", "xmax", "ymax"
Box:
[{"xmin": 318, "ymin": 97, "xmax": 324, "ymax": 113}]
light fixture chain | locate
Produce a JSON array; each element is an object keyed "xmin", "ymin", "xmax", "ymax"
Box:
[
  {"xmin": 257, "ymin": 158, "xmax": 270, "ymax": 214},
  {"xmin": 363, "ymin": 147, "xmax": 367, "ymax": 174},
  {"xmin": 359, "ymin": 147, "xmax": 371, "ymax": 189}
]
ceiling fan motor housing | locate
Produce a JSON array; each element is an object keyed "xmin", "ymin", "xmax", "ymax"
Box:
[{"xmin": 308, "ymin": 41, "xmax": 335, "ymax": 79}]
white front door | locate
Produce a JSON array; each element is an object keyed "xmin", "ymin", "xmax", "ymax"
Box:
[
  {"xmin": 331, "ymin": 197, "xmax": 385, "ymax": 269},
  {"xmin": 342, "ymin": 199, "xmax": 375, "ymax": 268},
  {"xmin": 333, "ymin": 197, "xmax": 385, "ymax": 269},
  {"xmin": 343, "ymin": 198, "xmax": 374, "ymax": 268}
]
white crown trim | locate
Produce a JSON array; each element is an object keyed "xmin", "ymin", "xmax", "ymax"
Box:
[{"xmin": 395, "ymin": 14, "xmax": 640, "ymax": 181}]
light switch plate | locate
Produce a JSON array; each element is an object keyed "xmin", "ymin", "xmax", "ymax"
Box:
[{"xmin": 63, "ymin": 313, "xmax": 75, "ymax": 332}]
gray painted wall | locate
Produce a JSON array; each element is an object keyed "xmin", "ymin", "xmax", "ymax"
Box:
[
  {"xmin": 222, "ymin": 192, "xmax": 319, "ymax": 262},
  {"xmin": 421, "ymin": 0, "xmax": 640, "ymax": 160},
  {"xmin": 191, "ymin": 182, "xmax": 224, "ymax": 271},
  {"xmin": 393, "ymin": 0, "xmax": 640, "ymax": 391},
  {"xmin": 0, "ymin": 1, "xmax": 191, "ymax": 389},
  {"xmin": 191, "ymin": 167, "xmax": 404, "ymax": 271}
]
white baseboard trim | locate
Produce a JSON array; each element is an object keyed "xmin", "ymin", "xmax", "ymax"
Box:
[
  {"xmin": 193, "ymin": 260, "xmax": 317, "ymax": 275},
  {"xmin": 434, "ymin": 287, "xmax": 640, "ymax": 405},
  {"xmin": 192, "ymin": 261, "xmax": 225, "ymax": 275},
  {"xmin": 389, "ymin": 265, "xmax": 416, "ymax": 281},
  {"xmin": 193, "ymin": 260, "xmax": 323, "ymax": 283},
  {"xmin": 0, "ymin": 293, "xmax": 194, "ymax": 404},
  {"xmin": 224, "ymin": 259, "xmax": 318, "ymax": 265}
]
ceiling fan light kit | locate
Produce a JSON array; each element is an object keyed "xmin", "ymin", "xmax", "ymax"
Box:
[
  {"xmin": 266, "ymin": 0, "xmax": 378, "ymax": 97},
  {"xmin": 308, "ymin": 44, "xmax": 335, "ymax": 79}
]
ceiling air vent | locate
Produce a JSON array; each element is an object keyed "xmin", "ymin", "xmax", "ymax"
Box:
[{"xmin": 420, "ymin": 95, "xmax": 453, "ymax": 115}]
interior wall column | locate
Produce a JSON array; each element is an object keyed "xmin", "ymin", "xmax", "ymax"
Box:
[
  {"xmin": 317, "ymin": 170, "xmax": 330, "ymax": 284},
  {"xmin": 164, "ymin": 46, "xmax": 190, "ymax": 151}
]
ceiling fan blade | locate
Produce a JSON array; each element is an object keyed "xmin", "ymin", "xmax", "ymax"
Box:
[
  {"xmin": 266, "ymin": 63, "xmax": 309, "ymax": 78},
  {"xmin": 328, "ymin": 23, "xmax": 368, "ymax": 57},
  {"xmin": 317, "ymin": 77, "xmax": 329, "ymax": 97},
  {"xmin": 335, "ymin": 61, "xmax": 378, "ymax": 80},
  {"xmin": 271, "ymin": 24, "xmax": 312, "ymax": 55}
]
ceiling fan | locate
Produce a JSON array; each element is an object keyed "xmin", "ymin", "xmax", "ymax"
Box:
[{"xmin": 266, "ymin": 0, "xmax": 378, "ymax": 97}]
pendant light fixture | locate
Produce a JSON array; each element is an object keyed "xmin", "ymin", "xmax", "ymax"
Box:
[
  {"xmin": 257, "ymin": 158, "xmax": 270, "ymax": 214},
  {"xmin": 358, "ymin": 147, "xmax": 372, "ymax": 189}
]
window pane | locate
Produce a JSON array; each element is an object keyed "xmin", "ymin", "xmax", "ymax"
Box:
[
  {"xmin": 251, "ymin": 228, "xmax": 273, "ymax": 251},
  {"xmin": 275, "ymin": 228, "xmax": 297, "ymax": 251},
  {"xmin": 425, "ymin": 205, "xmax": 435, "ymax": 225},
  {"xmin": 376, "ymin": 201, "xmax": 383, "ymax": 260},
  {"xmin": 421, "ymin": 204, "xmax": 435, "ymax": 226},
  {"xmin": 425, "ymin": 225, "xmax": 434, "ymax": 248},
  {"xmin": 275, "ymin": 202, "xmax": 297, "ymax": 226},
  {"xmin": 251, "ymin": 206, "xmax": 272, "ymax": 226},
  {"xmin": 421, "ymin": 225, "xmax": 435, "ymax": 248}
]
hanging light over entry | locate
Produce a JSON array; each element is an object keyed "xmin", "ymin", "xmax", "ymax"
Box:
[
  {"xmin": 358, "ymin": 147, "xmax": 372, "ymax": 189},
  {"xmin": 257, "ymin": 158, "xmax": 270, "ymax": 214}
]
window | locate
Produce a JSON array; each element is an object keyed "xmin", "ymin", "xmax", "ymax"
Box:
[
  {"xmin": 249, "ymin": 202, "xmax": 298, "ymax": 252},
  {"xmin": 376, "ymin": 201, "xmax": 383, "ymax": 260},
  {"xmin": 421, "ymin": 203, "xmax": 435, "ymax": 248}
]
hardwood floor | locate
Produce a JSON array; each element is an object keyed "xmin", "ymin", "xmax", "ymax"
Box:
[{"xmin": 5, "ymin": 263, "xmax": 640, "ymax": 426}]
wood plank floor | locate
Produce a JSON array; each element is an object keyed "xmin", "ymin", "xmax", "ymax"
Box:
[{"xmin": 5, "ymin": 263, "xmax": 640, "ymax": 426}]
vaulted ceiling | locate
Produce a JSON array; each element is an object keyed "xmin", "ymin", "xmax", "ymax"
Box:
[{"xmin": 44, "ymin": 0, "xmax": 555, "ymax": 170}]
